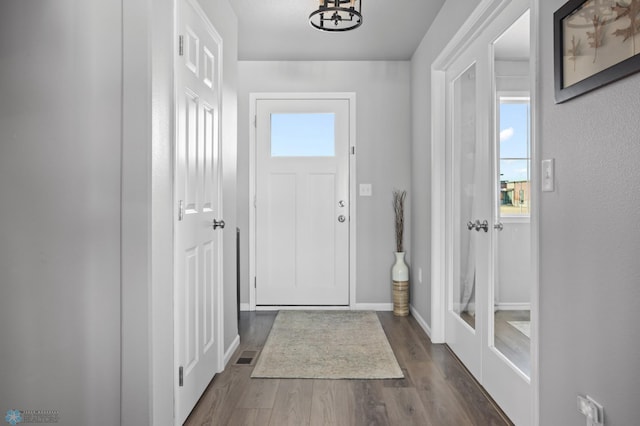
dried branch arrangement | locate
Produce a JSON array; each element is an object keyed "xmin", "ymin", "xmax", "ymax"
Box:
[{"xmin": 393, "ymin": 190, "xmax": 407, "ymax": 253}]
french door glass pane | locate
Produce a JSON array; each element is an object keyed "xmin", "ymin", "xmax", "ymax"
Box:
[
  {"xmin": 493, "ymin": 51, "xmax": 531, "ymax": 376},
  {"xmin": 452, "ymin": 64, "xmax": 477, "ymax": 329}
]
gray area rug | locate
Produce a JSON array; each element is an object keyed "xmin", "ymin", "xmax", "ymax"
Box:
[{"xmin": 251, "ymin": 310, "xmax": 404, "ymax": 379}]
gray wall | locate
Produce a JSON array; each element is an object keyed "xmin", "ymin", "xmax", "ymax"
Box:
[
  {"xmin": 539, "ymin": 1, "xmax": 640, "ymax": 425},
  {"xmin": 237, "ymin": 61, "xmax": 412, "ymax": 306},
  {"xmin": 0, "ymin": 1, "xmax": 122, "ymax": 424}
]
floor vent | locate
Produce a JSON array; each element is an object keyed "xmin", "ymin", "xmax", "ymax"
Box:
[{"xmin": 235, "ymin": 350, "xmax": 258, "ymax": 366}]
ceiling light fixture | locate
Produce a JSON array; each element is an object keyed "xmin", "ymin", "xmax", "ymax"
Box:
[{"xmin": 309, "ymin": 0, "xmax": 363, "ymax": 32}]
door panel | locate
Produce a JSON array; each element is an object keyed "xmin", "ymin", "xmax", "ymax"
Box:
[
  {"xmin": 256, "ymin": 99, "xmax": 349, "ymax": 306},
  {"xmin": 175, "ymin": 0, "xmax": 223, "ymax": 423}
]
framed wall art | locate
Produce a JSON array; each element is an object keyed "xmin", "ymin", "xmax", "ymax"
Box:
[{"xmin": 554, "ymin": 0, "xmax": 640, "ymax": 103}]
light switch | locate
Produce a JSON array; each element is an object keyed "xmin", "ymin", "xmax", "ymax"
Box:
[
  {"xmin": 542, "ymin": 159, "xmax": 555, "ymax": 192},
  {"xmin": 359, "ymin": 183, "xmax": 372, "ymax": 197}
]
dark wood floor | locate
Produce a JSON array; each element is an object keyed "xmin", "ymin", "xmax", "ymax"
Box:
[{"xmin": 184, "ymin": 311, "xmax": 513, "ymax": 426}]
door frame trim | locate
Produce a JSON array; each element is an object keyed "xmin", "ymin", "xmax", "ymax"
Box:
[
  {"xmin": 430, "ymin": 0, "xmax": 539, "ymax": 424},
  {"xmin": 248, "ymin": 92, "xmax": 357, "ymax": 310}
]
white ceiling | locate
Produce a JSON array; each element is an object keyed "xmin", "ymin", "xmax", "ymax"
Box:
[
  {"xmin": 493, "ymin": 10, "xmax": 530, "ymax": 61},
  {"xmin": 227, "ymin": 0, "xmax": 446, "ymax": 61}
]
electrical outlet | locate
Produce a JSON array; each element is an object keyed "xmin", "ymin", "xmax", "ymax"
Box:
[{"xmin": 577, "ymin": 395, "xmax": 604, "ymax": 426}]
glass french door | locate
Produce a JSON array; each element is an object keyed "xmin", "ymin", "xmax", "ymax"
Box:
[
  {"xmin": 445, "ymin": 50, "xmax": 490, "ymax": 381},
  {"xmin": 444, "ymin": 1, "xmax": 533, "ymax": 425}
]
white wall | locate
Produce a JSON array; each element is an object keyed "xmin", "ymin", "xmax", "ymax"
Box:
[
  {"xmin": 497, "ymin": 222, "xmax": 531, "ymax": 307},
  {"xmin": 539, "ymin": 1, "xmax": 640, "ymax": 425},
  {"xmin": 496, "ymin": 60, "xmax": 530, "ymax": 92},
  {"xmin": 0, "ymin": 1, "xmax": 122, "ymax": 424},
  {"xmin": 237, "ymin": 61, "xmax": 412, "ymax": 306}
]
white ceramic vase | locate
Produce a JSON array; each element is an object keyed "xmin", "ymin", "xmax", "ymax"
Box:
[{"xmin": 392, "ymin": 252, "xmax": 409, "ymax": 282}]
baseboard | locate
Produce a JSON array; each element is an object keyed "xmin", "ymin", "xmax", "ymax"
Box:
[
  {"xmin": 223, "ymin": 334, "xmax": 240, "ymax": 368},
  {"xmin": 255, "ymin": 305, "xmax": 350, "ymax": 311},
  {"xmin": 252, "ymin": 303, "xmax": 393, "ymax": 311},
  {"xmin": 240, "ymin": 302, "xmax": 251, "ymax": 311},
  {"xmin": 352, "ymin": 303, "xmax": 393, "ymax": 311},
  {"xmin": 410, "ymin": 305, "xmax": 432, "ymax": 339},
  {"xmin": 495, "ymin": 302, "xmax": 531, "ymax": 311}
]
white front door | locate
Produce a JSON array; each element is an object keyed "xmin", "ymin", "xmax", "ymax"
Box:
[
  {"xmin": 174, "ymin": 0, "xmax": 223, "ymax": 423},
  {"xmin": 443, "ymin": 1, "xmax": 533, "ymax": 425},
  {"xmin": 255, "ymin": 98, "xmax": 350, "ymax": 306}
]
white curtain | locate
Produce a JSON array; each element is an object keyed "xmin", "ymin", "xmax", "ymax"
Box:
[{"xmin": 458, "ymin": 66, "xmax": 477, "ymax": 316}]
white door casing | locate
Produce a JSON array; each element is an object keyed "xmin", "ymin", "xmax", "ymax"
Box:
[
  {"xmin": 255, "ymin": 98, "xmax": 349, "ymax": 306},
  {"xmin": 174, "ymin": 0, "xmax": 223, "ymax": 424},
  {"xmin": 249, "ymin": 93, "xmax": 356, "ymax": 310}
]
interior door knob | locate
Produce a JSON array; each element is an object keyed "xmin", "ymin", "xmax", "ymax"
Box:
[
  {"xmin": 212, "ymin": 219, "xmax": 225, "ymax": 230},
  {"xmin": 338, "ymin": 215, "xmax": 346, "ymax": 223},
  {"xmin": 475, "ymin": 219, "xmax": 488, "ymax": 232}
]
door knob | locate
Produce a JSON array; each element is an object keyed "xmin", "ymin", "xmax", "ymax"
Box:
[
  {"xmin": 338, "ymin": 200, "xmax": 345, "ymax": 207},
  {"xmin": 475, "ymin": 220, "xmax": 488, "ymax": 232},
  {"xmin": 212, "ymin": 219, "xmax": 225, "ymax": 230},
  {"xmin": 494, "ymin": 222, "xmax": 504, "ymax": 231},
  {"xmin": 467, "ymin": 221, "xmax": 476, "ymax": 230},
  {"xmin": 338, "ymin": 215, "xmax": 346, "ymax": 223}
]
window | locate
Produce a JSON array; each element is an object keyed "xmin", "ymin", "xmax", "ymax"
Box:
[
  {"xmin": 270, "ymin": 113, "xmax": 335, "ymax": 157},
  {"xmin": 498, "ymin": 96, "xmax": 530, "ymax": 216}
]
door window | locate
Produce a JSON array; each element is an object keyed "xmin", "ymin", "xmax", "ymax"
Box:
[
  {"xmin": 271, "ymin": 113, "xmax": 336, "ymax": 157},
  {"xmin": 498, "ymin": 98, "xmax": 530, "ymax": 217}
]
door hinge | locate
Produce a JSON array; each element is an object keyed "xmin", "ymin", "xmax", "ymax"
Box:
[
  {"xmin": 254, "ymin": 195, "xmax": 257, "ymax": 209},
  {"xmin": 351, "ymin": 146, "xmax": 355, "ymax": 155},
  {"xmin": 254, "ymin": 277, "xmax": 257, "ymax": 289},
  {"xmin": 253, "ymin": 115, "xmax": 257, "ymax": 128},
  {"xmin": 178, "ymin": 366, "xmax": 184, "ymax": 387},
  {"xmin": 178, "ymin": 35, "xmax": 184, "ymax": 56},
  {"xmin": 178, "ymin": 200, "xmax": 184, "ymax": 221}
]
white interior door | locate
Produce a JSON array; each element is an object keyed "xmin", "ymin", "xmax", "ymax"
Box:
[
  {"xmin": 444, "ymin": 1, "xmax": 533, "ymax": 425},
  {"xmin": 255, "ymin": 98, "xmax": 350, "ymax": 306},
  {"xmin": 483, "ymin": 8, "xmax": 533, "ymax": 426},
  {"xmin": 174, "ymin": 0, "xmax": 223, "ymax": 423},
  {"xmin": 445, "ymin": 46, "xmax": 490, "ymax": 381}
]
